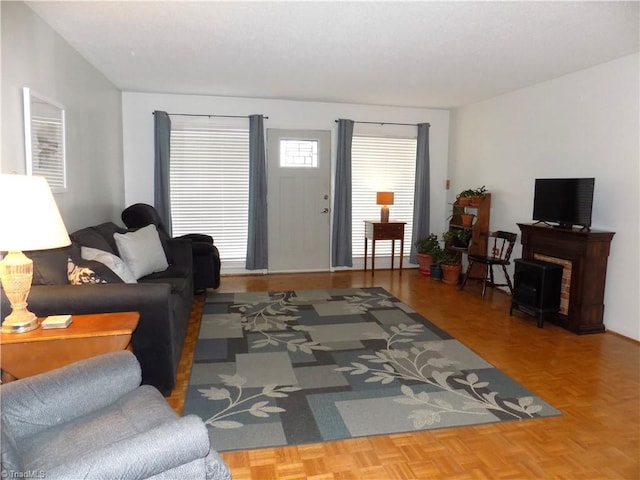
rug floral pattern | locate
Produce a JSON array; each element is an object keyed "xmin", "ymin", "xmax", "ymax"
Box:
[{"xmin": 184, "ymin": 288, "xmax": 560, "ymax": 451}]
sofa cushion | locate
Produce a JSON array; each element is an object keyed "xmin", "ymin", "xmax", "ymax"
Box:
[
  {"xmin": 91, "ymin": 222, "xmax": 129, "ymax": 252},
  {"xmin": 19, "ymin": 385, "xmax": 178, "ymax": 473},
  {"xmin": 81, "ymin": 247, "xmax": 137, "ymax": 283},
  {"xmin": 67, "ymin": 257, "xmax": 108, "ymax": 284},
  {"xmin": 26, "ymin": 246, "xmax": 71, "ymax": 285},
  {"xmin": 114, "ymin": 225, "xmax": 169, "ymax": 280},
  {"xmin": 70, "ymin": 226, "xmax": 115, "ymax": 253},
  {"xmin": 1, "ymin": 416, "xmax": 22, "ymax": 476},
  {"xmin": 67, "ymin": 256, "xmax": 127, "ymax": 285},
  {"xmin": 91, "ymin": 221, "xmax": 175, "ymax": 264}
]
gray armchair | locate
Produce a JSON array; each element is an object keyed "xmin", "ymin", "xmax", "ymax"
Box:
[{"xmin": 0, "ymin": 351, "xmax": 230, "ymax": 480}]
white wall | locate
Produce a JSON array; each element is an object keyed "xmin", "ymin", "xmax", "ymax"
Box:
[
  {"xmin": 449, "ymin": 54, "xmax": 640, "ymax": 340},
  {"xmin": 1, "ymin": 2, "xmax": 124, "ymax": 232},
  {"xmin": 122, "ymin": 92, "xmax": 451, "ymax": 266}
]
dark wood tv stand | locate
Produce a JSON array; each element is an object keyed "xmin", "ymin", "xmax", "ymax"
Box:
[{"xmin": 517, "ymin": 223, "xmax": 615, "ymax": 334}]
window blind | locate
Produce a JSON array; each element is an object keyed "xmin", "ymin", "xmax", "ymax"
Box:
[
  {"xmin": 351, "ymin": 135, "xmax": 417, "ymax": 257},
  {"xmin": 170, "ymin": 124, "xmax": 249, "ymax": 262}
]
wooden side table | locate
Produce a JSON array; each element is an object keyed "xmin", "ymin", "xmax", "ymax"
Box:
[
  {"xmin": 0, "ymin": 311, "xmax": 139, "ymax": 382},
  {"xmin": 364, "ymin": 220, "xmax": 406, "ymax": 273}
]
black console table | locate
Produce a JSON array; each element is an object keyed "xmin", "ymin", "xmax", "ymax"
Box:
[{"xmin": 517, "ymin": 223, "xmax": 615, "ymax": 334}]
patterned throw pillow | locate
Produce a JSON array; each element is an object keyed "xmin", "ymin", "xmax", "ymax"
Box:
[
  {"xmin": 80, "ymin": 246, "xmax": 137, "ymax": 283},
  {"xmin": 67, "ymin": 257, "xmax": 108, "ymax": 285}
]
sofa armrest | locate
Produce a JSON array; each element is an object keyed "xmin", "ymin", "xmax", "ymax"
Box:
[
  {"xmin": 44, "ymin": 415, "xmax": 213, "ymax": 480},
  {"xmin": 1, "ymin": 282, "xmax": 171, "ymax": 319},
  {"xmin": 0, "ymin": 351, "xmax": 141, "ymax": 441},
  {"xmin": 178, "ymin": 233, "xmax": 214, "ymax": 244},
  {"xmin": 191, "ymin": 241, "xmax": 219, "ymax": 257},
  {"xmin": 163, "ymin": 237, "xmax": 193, "ymax": 277},
  {"xmin": 1, "ymin": 283, "xmax": 178, "ymax": 394}
]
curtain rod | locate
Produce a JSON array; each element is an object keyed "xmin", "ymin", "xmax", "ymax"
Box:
[
  {"xmin": 334, "ymin": 120, "xmax": 428, "ymax": 127},
  {"xmin": 153, "ymin": 112, "xmax": 269, "ymax": 119}
]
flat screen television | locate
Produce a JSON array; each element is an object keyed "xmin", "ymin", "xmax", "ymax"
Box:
[{"xmin": 532, "ymin": 178, "xmax": 595, "ymax": 230}]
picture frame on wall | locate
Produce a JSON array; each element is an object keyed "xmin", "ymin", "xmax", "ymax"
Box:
[{"xmin": 23, "ymin": 87, "xmax": 67, "ymax": 192}]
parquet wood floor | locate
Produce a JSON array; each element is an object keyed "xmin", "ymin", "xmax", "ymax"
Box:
[{"xmin": 168, "ymin": 270, "xmax": 640, "ymax": 479}]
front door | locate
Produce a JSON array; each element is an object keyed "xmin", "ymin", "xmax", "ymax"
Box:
[{"xmin": 266, "ymin": 129, "xmax": 331, "ymax": 272}]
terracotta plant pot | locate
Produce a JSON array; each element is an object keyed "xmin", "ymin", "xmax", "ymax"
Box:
[
  {"xmin": 460, "ymin": 213, "xmax": 475, "ymax": 227},
  {"xmin": 416, "ymin": 253, "xmax": 433, "ymax": 276},
  {"xmin": 469, "ymin": 195, "xmax": 484, "ymax": 207},
  {"xmin": 441, "ymin": 264, "xmax": 462, "ymax": 285}
]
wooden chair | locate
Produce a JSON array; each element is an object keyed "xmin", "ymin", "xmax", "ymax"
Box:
[{"xmin": 460, "ymin": 231, "xmax": 518, "ymax": 297}]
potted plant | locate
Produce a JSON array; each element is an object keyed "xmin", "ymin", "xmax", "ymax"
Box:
[
  {"xmin": 442, "ymin": 230, "xmax": 455, "ymax": 245},
  {"xmin": 444, "ymin": 228, "xmax": 473, "ymax": 249},
  {"xmin": 414, "ymin": 234, "xmax": 440, "ymax": 276},
  {"xmin": 460, "ymin": 212, "xmax": 475, "ymax": 227},
  {"xmin": 458, "ymin": 229, "xmax": 473, "ymax": 248},
  {"xmin": 456, "ymin": 188, "xmax": 476, "ymax": 206},
  {"xmin": 440, "ymin": 250, "xmax": 462, "ymax": 286},
  {"xmin": 429, "ymin": 248, "xmax": 446, "ymax": 280},
  {"xmin": 468, "ymin": 185, "xmax": 488, "ymax": 206}
]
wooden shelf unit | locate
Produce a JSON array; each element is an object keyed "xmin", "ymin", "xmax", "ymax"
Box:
[{"xmin": 448, "ymin": 193, "xmax": 491, "ymax": 277}]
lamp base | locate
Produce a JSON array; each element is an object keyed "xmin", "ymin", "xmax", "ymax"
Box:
[
  {"xmin": 1, "ymin": 311, "xmax": 38, "ymax": 333},
  {"xmin": 380, "ymin": 206, "xmax": 390, "ymax": 222},
  {"xmin": 0, "ymin": 251, "xmax": 39, "ymax": 334}
]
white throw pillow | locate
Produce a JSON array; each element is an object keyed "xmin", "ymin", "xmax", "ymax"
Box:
[
  {"xmin": 113, "ymin": 224, "xmax": 169, "ymax": 279},
  {"xmin": 80, "ymin": 246, "xmax": 138, "ymax": 284}
]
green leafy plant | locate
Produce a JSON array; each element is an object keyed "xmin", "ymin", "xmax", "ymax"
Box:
[
  {"xmin": 457, "ymin": 229, "xmax": 472, "ymax": 245},
  {"xmin": 414, "ymin": 234, "xmax": 440, "ymax": 255},
  {"xmin": 438, "ymin": 249, "xmax": 461, "ymax": 266},
  {"xmin": 456, "ymin": 188, "xmax": 476, "ymax": 200},
  {"xmin": 473, "ymin": 185, "xmax": 488, "ymax": 196},
  {"xmin": 442, "ymin": 230, "xmax": 457, "ymax": 244},
  {"xmin": 456, "ymin": 185, "xmax": 488, "ymax": 201},
  {"xmin": 444, "ymin": 229, "xmax": 472, "ymax": 248},
  {"xmin": 425, "ymin": 247, "xmax": 452, "ymax": 266}
]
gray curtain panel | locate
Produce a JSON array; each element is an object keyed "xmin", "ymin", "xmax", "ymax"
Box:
[
  {"xmin": 153, "ymin": 111, "xmax": 172, "ymax": 236},
  {"xmin": 331, "ymin": 119, "xmax": 354, "ymax": 267},
  {"xmin": 246, "ymin": 114, "xmax": 268, "ymax": 270},
  {"xmin": 410, "ymin": 122, "xmax": 431, "ymax": 264}
]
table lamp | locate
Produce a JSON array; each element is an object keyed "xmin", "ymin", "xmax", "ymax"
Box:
[
  {"xmin": 0, "ymin": 174, "xmax": 70, "ymax": 333},
  {"xmin": 376, "ymin": 191, "xmax": 394, "ymax": 222}
]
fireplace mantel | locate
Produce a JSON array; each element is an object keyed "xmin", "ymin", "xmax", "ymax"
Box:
[{"xmin": 517, "ymin": 223, "xmax": 615, "ymax": 334}]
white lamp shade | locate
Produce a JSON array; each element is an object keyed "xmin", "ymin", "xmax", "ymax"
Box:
[{"xmin": 0, "ymin": 174, "xmax": 70, "ymax": 252}]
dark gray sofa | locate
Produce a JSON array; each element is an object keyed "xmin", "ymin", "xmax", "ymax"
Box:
[{"xmin": 0, "ymin": 222, "xmax": 193, "ymax": 395}]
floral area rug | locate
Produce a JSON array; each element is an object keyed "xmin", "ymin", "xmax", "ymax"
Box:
[{"xmin": 183, "ymin": 287, "xmax": 560, "ymax": 452}]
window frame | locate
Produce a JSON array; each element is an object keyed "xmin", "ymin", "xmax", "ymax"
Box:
[
  {"xmin": 169, "ymin": 117, "xmax": 250, "ymax": 271},
  {"xmin": 350, "ymin": 133, "xmax": 417, "ymax": 262}
]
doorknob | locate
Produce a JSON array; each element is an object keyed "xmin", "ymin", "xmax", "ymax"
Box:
[{"xmin": 321, "ymin": 208, "xmax": 330, "ymax": 213}]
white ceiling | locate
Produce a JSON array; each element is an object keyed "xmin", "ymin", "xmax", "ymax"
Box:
[{"xmin": 26, "ymin": 1, "xmax": 640, "ymax": 109}]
